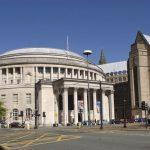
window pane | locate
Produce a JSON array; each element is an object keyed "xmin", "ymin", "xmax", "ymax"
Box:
[
  {"xmin": 38, "ymin": 67, "xmax": 43, "ymax": 74},
  {"xmin": 26, "ymin": 93, "xmax": 31, "ymax": 104},
  {"xmin": 2, "ymin": 69, "xmax": 6, "ymax": 75},
  {"xmin": 13, "ymin": 109, "xmax": 18, "ymax": 120},
  {"xmin": 46, "ymin": 67, "xmax": 51, "ymax": 73},
  {"xmin": 13, "ymin": 94, "xmax": 18, "ymax": 105},
  {"xmin": 53, "ymin": 67, "xmax": 58, "ymax": 74},
  {"xmin": 26, "ymin": 108, "xmax": 32, "ymax": 120}
]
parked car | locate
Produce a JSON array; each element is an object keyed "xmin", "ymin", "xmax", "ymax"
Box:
[
  {"xmin": 127, "ymin": 118, "xmax": 135, "ymax": 123},
  {"xmin": 135, "ymin": 118, "xmax": 145, "ymax": 123},
  {"xmin": 109, "ymin": 119, "xmax": 121, "ymax": 124},
  {"xmin": 0, "ymin": 121, "xmax": 7, "ymax": 128},
  {"xmin": 97, "ymin": 120, "xmax": 109, "ymax": 125},
  {"xmin": 9, "ymin": 122, "xmax": 25, "ymax": 128},
  {"xmin": 81, "ymin": 121, "xmax": 96, "ymax": 126}
]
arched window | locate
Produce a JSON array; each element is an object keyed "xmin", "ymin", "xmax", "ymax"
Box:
[
  {"xmin": 26, "ymin": 108, "xmax": 32, "ymax": 120},
  {"xmin": 13, "ymin": 109, "xmax": 19, "ymax": 120}
]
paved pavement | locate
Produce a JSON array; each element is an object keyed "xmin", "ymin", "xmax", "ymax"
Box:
[{"xmin": 0, "ymin": 125, "xmax": 150, "ymax": 150}]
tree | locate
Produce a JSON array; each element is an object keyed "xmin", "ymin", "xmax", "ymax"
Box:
[{"xmin": 0, "ymin": 101, "xmax": 6, "ymax": 120}]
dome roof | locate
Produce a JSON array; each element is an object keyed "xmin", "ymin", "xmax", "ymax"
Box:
[{"xmin": 1, "ymin": 47, "xmax": 84, "ymax": 59}]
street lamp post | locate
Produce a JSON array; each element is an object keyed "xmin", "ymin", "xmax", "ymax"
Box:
[
  {"xmin": 123, "ymin": 99, "xmax": 127, "ymax": 128},
  {"xmin": 83, "ymin": 50, "xmax": 92, "ymax": 125},
  {"xmin": 34, "ymin": 82, "xmax": 39, "ymax": 129}
]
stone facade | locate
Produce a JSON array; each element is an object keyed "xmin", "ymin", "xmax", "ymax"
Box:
[
  {"xmin": 129, "ymin": 31, "xmax": 150, "ymax": 118},
  {"xmin": 99, "ymin": 61, "xmax": 131, "ymax": 120},
  {"xmin": 0, "ymin": 48, "xmax": 114, "ymax": 126}
]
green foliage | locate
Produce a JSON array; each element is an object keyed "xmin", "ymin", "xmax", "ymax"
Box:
[{"xmin": 0, "ymin": 101, "xmax": 6, "ymax": 119}]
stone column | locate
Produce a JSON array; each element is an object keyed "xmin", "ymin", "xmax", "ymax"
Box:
[
  {"xmin": 34, "ymin": 67, "xmax": 37, "ymax": 83},
  {"xmin": 74, "ymin": 88, "xmax": 78, "ymax": 124},
  {"xmin": 63, "ymin": 88, "xmax": 68, "ymax": 125},
  {"xmin": 51, "ymin": 67, "xmax": 53, "ymax": 81},
  {"xmin": 43, "ymin": 67, "xmax": 46, "ymax": 79},
  {"xmin": 88, "ymin": 71, "xmax": 90, "ymax": 80},
  {"xmin": 78, "ymin": 69, "xmax": 80, "ymax": 79},
  {"xmin": 20, "ymin": 67, "xmax": 23, "ymax": 83},
  {"xmin": 91, "ymin": 73, "xmax": 94, "ymax": 80},
  {"xmin": 0, "ymin": 69, "xmax": 2, "ymax": 84},
  {"xmin": 109, "ymin": 91, "xmax": 115, "ymax": 120},
  {"xmin": 83, "ymin": 89, "xmax": 88, "ymax": 121},
  {"xmin": 6, "ymin": 68, "xmax": 8, "ymax": 84},
  {"xmin": 83, "ymin": 70, "xmax": 85, "ymax": 80},
  {"xmin": 65, "ymin": 68, "xmax": 67, "ymax": 78},
  {"xmin": 58, "ymin": 67, "xmax": 60, "ymax": 79},
  {"xmin": 72, "ymin": 69, "xmax": 74, "ymax": 78},
  {"xmin": 93, "ymin": 89, "xmax": 97, "ymax": 120},
  {"xmin": 13, "ymin": 67, "xmax": 15, "ymax": 84}
]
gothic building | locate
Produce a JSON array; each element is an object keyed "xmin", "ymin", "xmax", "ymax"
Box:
[{"xmin": 129, "ymin": 31, "xmax": 150, "ymax": 118}]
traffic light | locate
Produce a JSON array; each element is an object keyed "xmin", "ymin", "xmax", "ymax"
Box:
[{"xmin": 141, "ymin": 101, "xmax": 145, "ymax": 110}]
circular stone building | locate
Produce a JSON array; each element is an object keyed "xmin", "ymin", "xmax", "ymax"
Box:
[{"xmin": 0, "ymin": 48, "xmax": 114, "ymax": 126}]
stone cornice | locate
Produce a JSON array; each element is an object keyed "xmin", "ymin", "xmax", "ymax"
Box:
[{"xmin": 0, "ymin": 56, "xmax": 104, "ymax": 75}]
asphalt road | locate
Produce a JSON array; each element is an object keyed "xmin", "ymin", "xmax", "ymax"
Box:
[{"xmin": 0, "ymin": 127, "xmax": 150, "ymax": 150}]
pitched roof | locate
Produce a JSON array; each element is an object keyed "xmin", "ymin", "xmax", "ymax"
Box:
[
  {"xmin": 143, "ymin": 34, "xmax": 150, "ymax": 45},
  {"xmin": 98, "ymin": 61, "xmax": 127, "ymax": 73}
]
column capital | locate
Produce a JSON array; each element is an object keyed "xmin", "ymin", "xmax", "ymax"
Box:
[
  {"xmin": 63, "ymin": 87, "xmax": 69, "ymax": 91},
  {"xmin": 101, "ymin": 89, "xmax": 106, "ymax": 93},
  {"xmin": 110, "ymin": 90, "xmax": 114, "ymax": 94},
  {"xmin": 93, "ymin": 89, "xmax": 97, "ymax": 92},
  {"xmin": 74, "ymin": 87, "xmax": 78, "ymax": 91}
]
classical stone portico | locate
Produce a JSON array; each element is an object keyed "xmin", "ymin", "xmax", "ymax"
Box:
[{"xmin": 36, "ymin": 78, "xmax": 114, "ymax": 126}]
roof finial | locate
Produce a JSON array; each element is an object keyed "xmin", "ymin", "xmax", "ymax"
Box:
[
  {"xmin": 66, "ymin": 35, "xmax": 69, "ymax": 51},
  {"xmin": 99, "ymin": 49, "xmax": 107, "ymax": 65}
]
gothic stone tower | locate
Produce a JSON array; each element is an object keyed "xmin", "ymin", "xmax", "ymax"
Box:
[{"xmin": 129, "ymin": 31, "xmax": 150, "ymax": 118}]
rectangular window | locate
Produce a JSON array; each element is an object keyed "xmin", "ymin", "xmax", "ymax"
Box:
[
  {"xmin": 15, "ymin": 67, "xmax": 20, "ymax": 74},
  {"xmin": 67, "ymin": 69, "xmax": 71, "ymax": 75},
  {"xmin": 26, "ymin": 93, "xmax": 31, "ymax": 104},
  {"xmin": 1, "ymin": 94, "xmax": 6, "ymax": 101},
  {"xmin": 8, "ymin": 68, "xmax": 13, "ymax": 75},
  {"xmin": 13, "ymin": 94, "xmax": 18, "ymax": 105},
  {"xmin": 17, "ymin": 79, "xmax": 21, "ymax": 84},
  {"xmin": 45, "ymin": 67, "xmax": 51, "ymax": 74},
  {"xmin": 53, "ymin": 67, "xmax": 58, "ymax": 74},
  {"xmin": 2, "ymin": 68, "xmax": 6, "ymax": 75},
  {"xmin": 60, "ymin": 68, "xmax": 65, "ymax": 74},
  {"xmin": 38, "ymin": 67, "xmax": 43, "ymax": 74}
]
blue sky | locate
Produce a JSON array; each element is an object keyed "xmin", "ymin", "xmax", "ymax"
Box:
[{"xmin": 0, "ymin": 0, "xmax": 149, "ymax": 63}]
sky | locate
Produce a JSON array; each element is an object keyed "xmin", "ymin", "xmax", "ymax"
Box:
[{"xmin": 0, "ymin": 0, "xmax": 149, "ymax": 64}]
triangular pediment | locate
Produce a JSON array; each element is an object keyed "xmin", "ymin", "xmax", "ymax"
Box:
[
  {"xmin": 135, "ymin": 31, "xmax": 150, "ymax": 46},
  {"xmin": 135, "ymin": 31, "xmax": 145, "ymax": 44}
]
